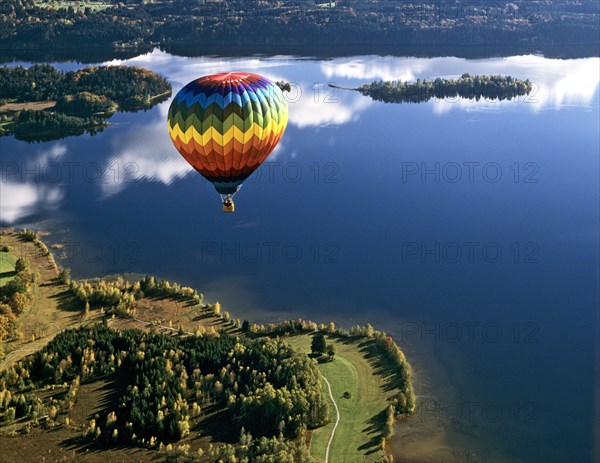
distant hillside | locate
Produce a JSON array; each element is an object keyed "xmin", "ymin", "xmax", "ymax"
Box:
[{"xmin": 0, "ymin": 0, "xmax": 598, "ymax": 59}]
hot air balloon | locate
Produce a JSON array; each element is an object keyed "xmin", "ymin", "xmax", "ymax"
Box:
[{"xmin": 167, "ymin": 72, "xmax": 288, "ymax": 212}]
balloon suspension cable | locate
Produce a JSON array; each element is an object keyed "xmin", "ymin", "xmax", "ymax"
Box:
[
  {"xmin": 220, "ymin": 186, "xmax": 240, "ymax": 212},
  {"xmin": 220, "ymin": 190, "xmax": 239, "ymax": 203},
  {"xmin": 219, "ymin": 185, "xmax": 242, "ymax": 201}
]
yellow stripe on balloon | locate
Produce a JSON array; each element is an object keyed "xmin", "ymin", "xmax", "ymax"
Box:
[{"xmin": 168, "ymin": 120, "xmax": 285, "ymax": 149}]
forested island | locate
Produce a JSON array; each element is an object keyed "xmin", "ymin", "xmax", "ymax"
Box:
[
  {"xmin": 0, "ymin": 64, "xmax": 171, "ymax": 141},
  {"xmin": 0, "ymin": 0, "xmax": 598, "ymax": 61},
  {"xmin": 335, "ymin": 73, "xmax": 534, "ymax": 104},
  {"xmin": 0, "ymin": 229, "xmax": 415, "ymax": 463}
]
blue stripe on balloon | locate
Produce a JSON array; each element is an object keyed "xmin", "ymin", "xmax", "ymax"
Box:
[
  {"xmin": 174, "ymin": 80, "xmax": 279, "ymax": 110},
  {"xmin": 180, "ymin": 90, "xmax": 261, "ymax": 109}
]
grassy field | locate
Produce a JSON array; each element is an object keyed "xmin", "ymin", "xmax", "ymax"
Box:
[
  {"xmin": 286, "ymin": 334, "xmax": 398, "ymax": 463},
  {"xmin": 0, "ymin": 250, "xmax": 17, "ymax": 286},
  {"xmin": 0, "ymin": 101, "xmax": 56, "ymax": 113},
  {"xmin": 0, "ymin": 230, "xmax": 76, "ymax": 368}
]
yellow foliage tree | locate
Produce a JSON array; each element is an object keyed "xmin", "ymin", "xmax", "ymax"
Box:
[{"xmin": 9, "ymin": 292, "xmax": 29, "ymax": 315}]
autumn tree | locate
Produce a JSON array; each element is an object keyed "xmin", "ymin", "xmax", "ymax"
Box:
[
  {"xmin": 0, "ymin": 316, "xmax": 11, "ymax": 342},
  {"xmin": 9, "ymin": 291, "xmax": 29, "ymax": 315},
  {"xmin": 14, "ymin": 257, "xmax": 29, "ymax": 273},
  {"xmin": 58, "ymin": 267, "xmax": 71, "ymax": 285}
]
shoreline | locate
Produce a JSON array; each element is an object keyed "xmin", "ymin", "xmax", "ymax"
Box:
[
  {"xmin": 0, "ymin": 225, "xmax": 519, "ymax": 463},
  {"xmin": 2, "ymin": 42, "xmax": 599, "ymax": 62},
  {"xmin": 0, "ymin": 227, "xmax": 416, "ymax": 463}
]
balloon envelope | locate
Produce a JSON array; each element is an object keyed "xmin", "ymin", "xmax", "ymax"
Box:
[{"xmin": 168, "ymin": 72, "xmax": 288, "ymax": 194}]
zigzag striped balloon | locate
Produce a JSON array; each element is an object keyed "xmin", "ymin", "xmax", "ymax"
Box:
[{"xmin": 168, "ymin": 72, "xmax": 288, "ymax": 195}]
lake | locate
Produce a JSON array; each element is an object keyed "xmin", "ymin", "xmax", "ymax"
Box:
[{"xmin": 1, "ymin": 51, "xmax": 598, "ymax": 463}]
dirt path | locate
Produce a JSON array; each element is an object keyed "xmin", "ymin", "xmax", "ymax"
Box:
[
  {"xmin": 322, "ymin": 374, "xmax": 340, "ymax": 463},
  {"xmin": 132, "ymin": 316, "xmax": 194, "ymax": 335}
]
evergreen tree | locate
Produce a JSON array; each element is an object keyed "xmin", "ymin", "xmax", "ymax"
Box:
[{"xmin": 311, "ymin": 333, "xmax": 326, "ymax": 355}]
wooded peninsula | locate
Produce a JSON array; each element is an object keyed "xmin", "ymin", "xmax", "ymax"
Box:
[
  {"xmin": 0, "ymin": 64, "xmax": 171, "ymax": 141},
  {"xmin": 0, "ymin": 229, "xmax": 415, "ymax": 463},
  {"xmin": 333, "ymin": 73, "xmax": 534, "ymax": 104}
]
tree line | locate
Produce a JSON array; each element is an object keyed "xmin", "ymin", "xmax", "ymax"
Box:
[{"xmin": 0, "ymin": 0, "xmax": 597, "ymax": 54}]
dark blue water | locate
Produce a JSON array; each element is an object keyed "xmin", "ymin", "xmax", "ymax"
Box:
[{"xmin": 1, "ymin": 52, "xmax": 598, "ymax": 463}]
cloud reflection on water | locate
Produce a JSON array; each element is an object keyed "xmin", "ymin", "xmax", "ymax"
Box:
[
  {"xmin": 1, "ymin": 51, "xmax": 598, "ymax": 223},
  {"xmin": 1, "ymin": 183, "xmax": 63, "ymax": 224}
]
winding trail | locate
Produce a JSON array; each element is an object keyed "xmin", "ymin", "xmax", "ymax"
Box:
[{"xmin": 321, "ymin": 374, "xmax": 340, "ymax": 463}]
